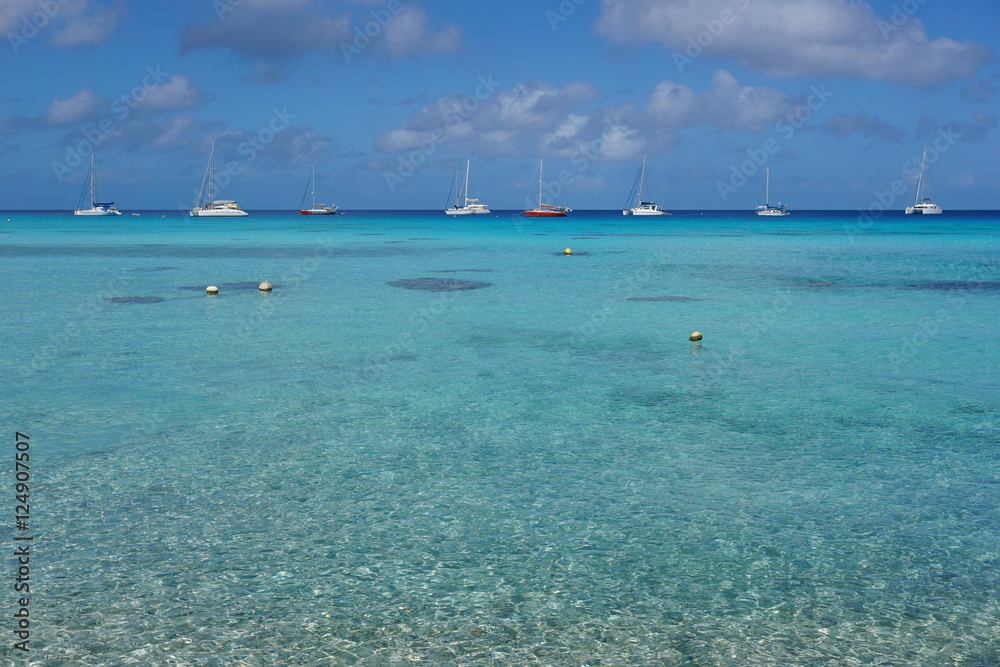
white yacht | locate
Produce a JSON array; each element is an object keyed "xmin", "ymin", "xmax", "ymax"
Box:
[
  {"xmin": 623, "ymin": 155, "xmax": 668, "ymax": 215},
  {"xmin": 300, "ymin": 164, "xmax": 339, "ymax": 215},
  {"xmin": 755, "ymin": 166, "xmax": 789, "ymax": 216},
  {"xmin": 444, "ymin": 161, "xmax": 490, "ymax": 215},
  {"xmin": 905, "ymin": 141, "xmax": 942, "ymax": 215},
  {"xmin": 74, "ymin": 154, "xmax": 121, "ymax": 216},
  {"xmin": 190, "ymin": 141, "xmax": 248, "ymax": 217}
]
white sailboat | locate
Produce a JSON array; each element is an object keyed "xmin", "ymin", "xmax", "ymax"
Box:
[
  {"xmin": 189, "ymin": 141, "xmax": 248, "ymax": 217},
  {"xmin": 73, "ymin": 154, "xmax": 121, "ymax": 216},
  {"xmin": 905, "ymin": 141, "xmax": 942, "ymax": 215},
  {"xmin": 755, "ymin": 166, "xmax": 789, "ymax": 216},
  {"xmin": 300, "ymin": 164, "xmax": 339, "ymax": 215},
  {"xmin": 622, "ymin": 154, "xmax": 668, "ymax": 215},
  {"xmin": 444, "ymin": 160, "xmax": 490, "ymax": 215}
]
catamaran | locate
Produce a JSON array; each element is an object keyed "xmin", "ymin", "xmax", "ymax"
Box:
[
  {"xmin": 189, "ymin": 141, "xmax": 248, "ymax": 217},
  {"xmin": 300, "ymin": 164, "xmax": 339, "ymax": 215},
  {"xmin": 523, "ymin": 158, "xmax": 571, "ymax": 217},
  {"xmin": 905, "ymin": 141, "xmax": 942, "ymax": 215},
  {"xmin": 622, "ymin": 154, "xmax": 668, "ymax": 215},
  {"xmin": 73, "ymin": 154, "xmax": 121, "ymax": 216},
  {"xmin": 755, "ymin": 166, "xmax": 789, "ymax": 216},
  {"xmin": 444, "ymin": 160, "xmax": 490, "ymax": 215}
]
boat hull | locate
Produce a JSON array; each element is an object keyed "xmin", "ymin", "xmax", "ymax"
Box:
[
  {"xmin": 905, "ymin": 207, "xmax": 943, "ymax": 215},
  {"xmin": 524, "ymin": 210, "xmax": 566, "ymax": 217},
  {"xmin": 444, "ymin": 207, "xmax": 490, "ymax": 215},
  {"xmin": 756, "ymin": 209, "xmax": 790, "ymax": 216},
  {"xmin": 623, "ymin": 209, "xmax": 667, "ymax": 215},
  {"xmin": 190, "ymin": 208, "xmax": 249, "ymax": 217},
  {"xmin": 300, "ymin": 208, "xmax": 338, "ymax": 215},
  {"xmin": 74, "ymin": 209, "xmax": 121, "ymax": 216}
]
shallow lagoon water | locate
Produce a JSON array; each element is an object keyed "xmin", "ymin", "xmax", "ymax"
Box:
[{"xmin": 2, "ymin": 210, "xmax": 999, "ymax": 664}]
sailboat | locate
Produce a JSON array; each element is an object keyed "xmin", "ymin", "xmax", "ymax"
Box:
[
  {"xmin": 523, "ymin": 158, "xmax": 571, "ymax": 217},
  {"xmin": 300, "ymin": 164, "xmax": 339, "ymax": 215},
  {"xmin": 905, "ymin": 141, "xmax": 942, "ymax": 215},
  {"xmin": 189, "ymin": 141, "xmax": 248, "ymax": 217},
  {"xmin": 73, "ymin": 154, "xmax": 121, "ymax": 216},
  {"xmin": 444, "ymin": 160, "xmax": 490, "ymax": 215},
  {"xmin": 755, "ymin": 166, "xmax": 789, "ymax": 216},
  {"xmin": 622, "ymin": 154, "xmax": 669, "ymax": 215}
]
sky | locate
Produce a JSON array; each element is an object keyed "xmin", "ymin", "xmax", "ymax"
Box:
[{"xmin": 0, "ymin": 0, "xmax": 997, "ymax": 211}]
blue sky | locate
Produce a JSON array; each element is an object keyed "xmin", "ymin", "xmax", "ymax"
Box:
[{"xmin": 1, "ymin": 0, "xmax": 997, "ymax": 210}]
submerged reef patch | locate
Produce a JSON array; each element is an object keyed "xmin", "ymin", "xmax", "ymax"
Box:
[
  {"xmin": 388, "ymin": 278, "xmax": 492, "ymax": 291},
  {"xmin": 104, "ymin": 296, "xmax": 166, "ymax": 304}
]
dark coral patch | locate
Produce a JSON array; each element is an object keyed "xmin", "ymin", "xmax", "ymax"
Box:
[
  {"xmin": 626, "ymin": 296, "xmax": 700, "ymax": 302},
  {"xmin": 105, "ymin": 296, "xmax": 165, "ymax": 304},
  {"xmin": 388, "ymin": 278, "xmax": 492, "ymax": 291},
  {"xmin": 905, "ymin": 281, "xmax": 1000, "ymax": 291},
  {"xmin": 428, "ymin": 269, "xmax": 495, "ymax": 273}
]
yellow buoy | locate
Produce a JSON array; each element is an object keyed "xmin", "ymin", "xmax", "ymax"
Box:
[
  {"xmin": 564, "ymin": 248, "xmax": 572, "ymax": 255},
  {"xmin": 206, "ymin": 285, "xmax": 219, "ymax": 294},
  {"xmin": 689, "ymin": 332, "xmax": 703, "ymax": 341},
  {"xmin": 258, "ymin": 281, "xmax": 272, "ymax": 291}
]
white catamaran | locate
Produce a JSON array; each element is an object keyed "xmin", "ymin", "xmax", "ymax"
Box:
[
  {"xmin": 190, "ymin": 141, "xmax": 248, "ymax": 217},
  {"xmin": 905, "ymin": 141, "xmax": 942, "ymax": 215},
  {"xmin": 74, "ymin": 154, "xmax": 121, "ymax": 216},
  {"xmin": 444, "ymin": 160, "xmax": 490, "ymax": 215},
  {"xmin": 755, "ymin": 166, "xmax": 789, "ymax": 216},
  {"xmin": 622, "ymin": 154, "xmax": 668, "ymax": 215}
]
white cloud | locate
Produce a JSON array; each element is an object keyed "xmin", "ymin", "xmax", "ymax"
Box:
[
  {"xmin": 44, "ymin": 88, "xmax": 104, "ymax": 126},
  {"xmin": 594, "ymin": 0, "xmax": 992, "ymax": 86},
  {"xmin": 2, "ymin": 0, "xmax": 122, "ymax": 48},
  {"xmin": 181, "ymin": 1, "xmax": 462, "ymax": 81},
  {"xmin": 645, "ymin": 70, "xmax": 791, "ymax": 131},
  {"xmin": 377, "ymin": 72, "xmax": 796, "ymax": 163},
  {"xmin": 137, "ymin": 76, "xmax": 202, "ymax": 113}
]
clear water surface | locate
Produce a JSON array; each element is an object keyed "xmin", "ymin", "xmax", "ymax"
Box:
[{"xmin": 2, "ymin": 209, "xmax": 998, "ymax": 665}]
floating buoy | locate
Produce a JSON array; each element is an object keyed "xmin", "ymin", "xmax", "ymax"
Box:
[
  {"xmin": 689, "ymin": 331, "xmax": 703, "ymax": 341},
  {"xmin": 258, "ymin": 281, "xmax": 272, "ymax": 291},
  {"xmin": 564, "ymin": 248, "xmax": 572, "ymax": 255},
  {"xmin": 206, "ymin": 285, "xmax": 219, "ymax": 294}
]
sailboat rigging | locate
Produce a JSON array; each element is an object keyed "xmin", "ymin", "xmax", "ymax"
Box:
[
  {"xmin": 622, "ymin": 155, "xmax": 668, "ymax": 215},
  {"xmin": 444, "ymin": 160, "xmax": 489, "ymax": 215},
  {"xmin": 755, "ymin": 166, "xmax": 789, "ymax": 216},
  {"xmin": 189, "ymin": 140, "xmax": 248, "ymax": 217},
  {"xmin": 905, "ymin": 141, "xmax": 942, "ymax": 215},
  {"xmin": 300, "ymin": 164, "xmax": 339, "ymax": 215},
  {"xmin": 523, "ymin": 158, "xmax": 571, "ymax": 217},
  {"xmin": 73, "ymin": 154, "xmax": 121, "ymax": 216}
]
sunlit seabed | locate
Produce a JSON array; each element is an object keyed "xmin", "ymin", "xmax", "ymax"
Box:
[{"xmin": 2, "ymin": 210, "xmax": 999, "ymax": 665}]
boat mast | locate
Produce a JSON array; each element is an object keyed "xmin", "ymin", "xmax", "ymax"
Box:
[
  {"xmin": 914, "ymin": 140, "xmax": 927, "ymax": 205},
  {"xmin": 765, "ymin": 166, "xmax": 770, "ymax": 205},
  {"xmin": 311, "ymin": 164, "xmax": 316, "ymax": 209},
  {"xmin": 538, "ymin": 158, "xmax": 543, "ymax": 208},
  {"xmin": 208, "ymin": 141, "xmax": 216, "ymax": 205},
  {"xmin": 462, "ymin": 160, "xmax": 470, "ymax": 206},
  {"xmin": 638, "ymin": 155, "xmax": 646, "ymax": 206}
]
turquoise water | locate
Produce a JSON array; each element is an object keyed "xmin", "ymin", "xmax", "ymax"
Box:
[{"xmin": 3, "ymin": 210, "xmax": 999, "ymax": 665}]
